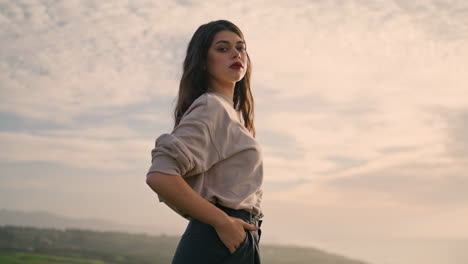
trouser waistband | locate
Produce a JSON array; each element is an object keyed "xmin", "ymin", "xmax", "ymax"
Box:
[{"xmin": 214, "ymin": 203, "xmax": 263, "ymax": 228}]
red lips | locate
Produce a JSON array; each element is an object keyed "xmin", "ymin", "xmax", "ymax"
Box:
[{"xmin": 230, "ymin": 61, "xmax": 243, "ymax": 69}]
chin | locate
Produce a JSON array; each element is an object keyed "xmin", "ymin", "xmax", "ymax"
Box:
[
  {"xmin": 217, "ymin": 72, "xmax": 245, "ymax": 84},
  {"xmin": 230, "ymin": 74, "xmax": 246, "ymax": 83}
]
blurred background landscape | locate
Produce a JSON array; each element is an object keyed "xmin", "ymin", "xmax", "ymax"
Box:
[
  {"xmin": 0, "ymin": 224, "xmax": 369, "ymax": 264},
  {"xmin": 1, "ymin": 0, "xmax": 467, "ymax": 263}
]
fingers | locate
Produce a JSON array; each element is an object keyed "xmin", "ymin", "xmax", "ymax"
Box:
[
  {"xmin": 228, "ymin": 245, "xmax": 236, "ymax": 254},
  {"xmin": 218, "ymin": 217, "xmax": 258, "ymax": 254},
  {"xmin": 228, "ymin": 239, "xmax": 241, "ymax": 254},
  {"xmin": 228, "ymin": 229, "xmax": 245, "ymax": 254},
  {"xmin": 241, "ymin": 220, "xmax": 260, "ymax": 231}
]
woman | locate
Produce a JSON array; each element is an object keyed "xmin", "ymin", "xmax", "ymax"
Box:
[{"xmin": 146, "ymin": 20, "xmax": 264, "ymax": 264}]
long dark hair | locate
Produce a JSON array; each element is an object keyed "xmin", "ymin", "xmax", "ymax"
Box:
[{"xmin": 173, "ymin": 20, "xmax": 255, "ymax": 137}]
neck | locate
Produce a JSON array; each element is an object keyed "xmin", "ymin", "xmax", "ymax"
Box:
[{"xmin": 207, "ymin": 79, "xmax": 235, "ymax": 101}]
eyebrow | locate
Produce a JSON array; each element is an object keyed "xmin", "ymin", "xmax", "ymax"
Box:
[{"xmin": 214, "ymin": 40, "xmax": 245, "ymax": 45}]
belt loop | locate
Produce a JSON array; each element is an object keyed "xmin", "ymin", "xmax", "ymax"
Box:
[{"xmin": 248, "ymin": 212, "xmax": 254, "ymax": 225}]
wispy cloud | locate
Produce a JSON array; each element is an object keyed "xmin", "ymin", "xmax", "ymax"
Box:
[
  {"xmin": 1, "ymin": 1, "xmax": 468, "ymax": 262},
  {"xmin": 0, "ymin": 131, "xmax": 148, "ymax": 171}
]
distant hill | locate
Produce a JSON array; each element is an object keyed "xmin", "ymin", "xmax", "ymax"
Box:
[
  {"xmin": 2, "ymin": 209, "xmax": 466, "ymax": 264},
  {"xmin": 0, "ymin": 209, "xmax": 370, "ymax": 263},
  {"xmin": 0, "ymin": 225, "xmax": 369, "ymax": 264},
  {"xmin": 0, "ymin": 208, "xmax": 165, "ymax": 235}
]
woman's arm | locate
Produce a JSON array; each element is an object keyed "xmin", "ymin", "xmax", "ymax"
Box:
[
  {"xmin": 146, "ymin": 171, "xmax": 230, "ymax": 227},
  {"xmin": 146, "ymin": 172, "xmax": 259, "ymax": 253}
]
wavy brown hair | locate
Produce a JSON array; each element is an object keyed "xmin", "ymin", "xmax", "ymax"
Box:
[{"xmin": 173, "ymin": 20, "xmax": 255, "ymax": 137}]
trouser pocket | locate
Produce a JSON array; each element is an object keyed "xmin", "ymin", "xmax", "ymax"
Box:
[
  {"xmin": 172, "ymin": 219, "xmax": 228, "ymax": 264},
  {"xmin": 230, "ymin": 230, "xmax": 249, "ymax": 255}
]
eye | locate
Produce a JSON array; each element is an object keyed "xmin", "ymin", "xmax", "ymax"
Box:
[
  {"xmin": 217, "ymin": 47, "xmax": 228, "ymax": 52},
  {"xmin": 237, "ymin": 46, "xmax": 246, "ymax": 52}
]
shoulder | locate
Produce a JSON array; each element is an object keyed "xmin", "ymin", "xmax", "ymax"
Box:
[
  {"xmin": 192, "ymin": 92, "xmax": 230, "ymax": 111},
  {"xmin": 183, "ymin": 93, "xmax": 222, "ymax": 112},
  {"xmin": 181, "ymin": 93, "xmax": 236, "ymax": 126}
]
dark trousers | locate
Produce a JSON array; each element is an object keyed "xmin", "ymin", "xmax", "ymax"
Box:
[{"xmin": 172, "ymin": 203, "xmax": 263, "ymax": 264}]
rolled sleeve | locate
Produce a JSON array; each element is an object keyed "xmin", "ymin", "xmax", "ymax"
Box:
[
  {"xmin": 146, "ymin": 102, "xmax": 221, "ymax": 178},
  {"xmin": 147, "ymin": 134, "xmax": 192, "ymax": 177}
]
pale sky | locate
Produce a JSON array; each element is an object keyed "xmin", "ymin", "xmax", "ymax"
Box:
[{"xmin": 1, "ymin": 1, "xmax": 467, "ymax": 264}]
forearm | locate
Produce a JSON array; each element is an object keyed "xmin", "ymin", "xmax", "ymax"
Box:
[{"xmin": 146, "ymin": 172, "xmax": 230, "ymax": 228}]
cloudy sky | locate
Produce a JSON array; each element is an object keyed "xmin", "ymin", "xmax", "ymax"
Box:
[{"xmin": 1, "ymin": 0, "xmax": 467, "ymax": 263}]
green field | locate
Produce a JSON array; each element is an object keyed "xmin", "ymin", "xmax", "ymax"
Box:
[
  {"xmin": 0, "ymin": 252, "xmax": 106, "ymax": 264},
  {"xmin": 0, "ymin": 225, "xmax": 368, "ymax": 264}
]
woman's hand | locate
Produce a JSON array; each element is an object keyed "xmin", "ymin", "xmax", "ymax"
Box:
[
  {"xmin": 147, "ymin": 173, "xmax": 259, "ymax": 253},
  {"xmin": 214, "ymin": 216, "xmax": 259, "ymax": 254}
]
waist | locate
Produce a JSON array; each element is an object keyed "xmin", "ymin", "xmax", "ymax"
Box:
[{"xmin": 214, "ymin": 203, "xmax": 262, "ymax": 227}]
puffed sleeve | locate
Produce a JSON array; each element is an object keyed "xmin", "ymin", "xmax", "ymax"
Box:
[{"xmin": 146, "ymin": 98, "xmax": 222, "ymax": 178}]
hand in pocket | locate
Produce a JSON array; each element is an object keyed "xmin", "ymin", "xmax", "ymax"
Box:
[{"xmin": 214, "ymin": 216, "xmax": 258, "ymax": 254}]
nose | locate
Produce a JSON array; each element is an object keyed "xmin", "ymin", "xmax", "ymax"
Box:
[{"xmin": 232, "ymin": 49, "xmax": 241, "ymax": 59}]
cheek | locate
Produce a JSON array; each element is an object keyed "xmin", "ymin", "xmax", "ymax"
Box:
[
  {"xmin": 241, "ymin": 54, "xmax": 248, "ymax": 67},
  {"xmin": 207, "ymin": 54, "xmax": 225, "ymax": 74},
  {"xmin": 210, "ymin": 53, "xmax": 224, "ymax": 67}
]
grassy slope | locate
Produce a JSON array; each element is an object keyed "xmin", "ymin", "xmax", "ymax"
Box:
[
  {"xmin": 0, "ymin": 252, "xmax": 105, "ymax": 264},
  {"xmin": 0, "ymin": 225, "xmax": 368, "ymax": 264}
]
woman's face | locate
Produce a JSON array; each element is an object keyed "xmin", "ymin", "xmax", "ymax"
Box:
[{"xmin": 206, "ymin": 30, "xmax": 248, "ymax": 87}]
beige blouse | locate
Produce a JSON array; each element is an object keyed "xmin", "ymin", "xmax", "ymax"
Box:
[{"xmin": 146, "ymin": 91, "xmax": 264, "ymax": 220}]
